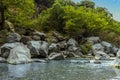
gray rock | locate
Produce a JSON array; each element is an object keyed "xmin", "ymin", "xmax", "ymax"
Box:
[
  {"xmin": 101, "ymin": 41, "xmax": 112, "ymax": 48},
  {"xmin": 90, "ymin": 59, "xmax": 101, "ymax": 64},
  {"xmin": 0, "ymin": 42, "xmax": 21, "ymax": 58},
  {"xmin": 32, "ymin": 59, "xmax": 48, "ymax": 63},
  {"xmin": 67, "ymin": 38, "xmax": 78, "ymax": 46},
  {"xmin": 94, "ymin": 51, "xmax": 110, "ymax": 60},
  {"xmin": 27, "ymin": 41, "xmax": 49, "ymax": 58},
  {"xmin": 0, "ymin": 57, "xmax": 6, "ymax": 63},
  {"xmin": 20, "ymin": 36, "xmax": 31, "ymax": 44},
  {"xmin": 68, "ymin": 45, "xmax": 78, "ymax": 52},
  {"xmin": 32, "ymin": 31, "xmax": 46, "ymax": 41},
  {"xmin": 48, "ymin": 52, "xmax": 64, "ymax": 60},
  {"xmin": 101, "ymin": 41, "xmax": 112, "ymax": 53},
  {"xmin": 112, "ymin": 49, "xmax": 120, "ymax": 67},
  {"xmin": 92, "ymin": 43, "xmax": 104, "ymax": 52},
  {"xmin": 112, "ymin": 46, "xmax": 118, "ymax": 55},
  {"xmin": 117, "ymin": 49, "xmax": 120, "ymax": 57},
  {"xmin": 32, "ymin": 35, "xmax": 41, "ymax": 40},
  {"xmin": 49, "ymin": 43, "xmax": 60, "ymax": 53},
  {"xmin": 58, "ymin": 41, "xmax": 67, "ymax": 51},
  {"xmin": 86, "ymin": 37, "xmax": 100, "ymax": 44},
  {"xmin": 7, "ymin": 43, "xmax": 31, "ymax": 64},
  {"xmin": 7, "ymin": 33, "xmax": 21, "ymax": 43}
]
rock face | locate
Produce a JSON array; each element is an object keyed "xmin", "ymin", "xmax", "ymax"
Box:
[
  {"xmin": 0, "ymin": 42, "xmax": 20, "ymax": 58},
  {"xmin": 7, "ymin": 43, "xmax": 31, "ymax": 64},
  {"xmin": 27, "ymin": 41, "xmax": 49, "ymax": 58},
  {"xmin": 7, "ymin": 33, "xmax": 21, "ymax": 43}
]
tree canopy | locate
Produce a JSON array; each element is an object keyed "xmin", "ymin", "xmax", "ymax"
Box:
[{"xmin": 0, "ymin": 0, "xmax": 120, "ymax": 45}]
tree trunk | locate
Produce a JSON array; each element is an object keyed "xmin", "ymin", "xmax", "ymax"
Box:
[
  {"xmin": 0, "ymin": 1, "xmax": 5, "ymax": 30},
  {"xmin": 0, "ymin": 9, "xmax": 5, "ymax": 30}
]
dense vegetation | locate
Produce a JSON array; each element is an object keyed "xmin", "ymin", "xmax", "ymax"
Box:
[{"xmin": 0, "ymin": 0, "xmax": 120, "ymax": 45}]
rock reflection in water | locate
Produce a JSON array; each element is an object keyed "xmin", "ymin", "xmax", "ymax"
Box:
[
  {"xmin": 0, "ymin": 60, "xmax": 119, "ymax": 80},
  {"xmin": 8, "ymin": 63, "xmax": 31, "ymax": 78}
]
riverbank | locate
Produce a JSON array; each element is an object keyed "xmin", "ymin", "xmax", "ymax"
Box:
[{"xmin": 0, "ymin": 28, "xmax": 119, "ymax": 65}]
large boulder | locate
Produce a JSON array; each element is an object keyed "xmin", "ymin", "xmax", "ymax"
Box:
[
  {"xmin": 94, "ymin": 51, "xmax": 110, "ymax": 60},
  {"xmin": 27, "ymin": 41, "xmax": 49, "ymax": 58},
  {"xmin": 7, "ymin": 32, "xmax": 21, "ymax": 43},
  {"xmin": 48, "ymin": 52, "xmax": 65, "ymax": 60},
  {"xmin": 0, "ymin": 42, "xmax": 21, "ymax": 58},
  {"xmin": 92, "ymin": 43, "xmax": 104, "ymax": 52},
  {"xmin": 7, "ymin": 43, "xmax": 31, "ymax": 64},
  {"xmin": 86, "ymin": 37, "xmax": 100, "ymax": 45}
]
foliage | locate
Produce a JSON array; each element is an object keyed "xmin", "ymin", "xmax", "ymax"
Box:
[
  {"xmin": 79, "ymin": 0, "xmax": 95, "ymax": 8},
  {"xmin": 0, "ymin": 0, "xmax": 35, "ymax": 28},
  {"xmin": 0, "ymin": 0, "xmax": 120, "ymax": 45},
  {"xmin": 81, "ymin": 42, "xmax": 92, "ymax": 55},
  {"xmin": 38, "ymin": 1, "xmax": 65, "ymax": 32}
]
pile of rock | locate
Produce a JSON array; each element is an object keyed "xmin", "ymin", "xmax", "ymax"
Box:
[
  {"xmin": 0, "ymin": 30, "xmax": 118, "ymax": 64},
  {"xmin": 86, "ymin": 37, "xmax": 118, "ymax": 60},
  {"xmin": 0, "ymin": 33, "xmax": 31, "ymax": 64}
]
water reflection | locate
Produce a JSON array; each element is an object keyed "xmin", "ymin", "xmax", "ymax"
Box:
[
  {"xmin": 111, "ymin": 68, "xmax": 120, "ymax": 79},
  {"xmin": 8, "ymin": 63, "xmax": 31, "ymax": 78},
  {"xmin": 0, "ymin": 60, "xmax": 119, "ymax": 80}
]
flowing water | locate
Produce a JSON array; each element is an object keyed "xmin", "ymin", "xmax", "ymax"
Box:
[{"xmin": 0, "ymin": 59, "xmax": 119, "ymax": 80}]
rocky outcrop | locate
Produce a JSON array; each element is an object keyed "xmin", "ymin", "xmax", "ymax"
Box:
[
  {"xmin": 0, "ymin": 42, "xmax": 20, "ymax": 58},
  {"xmin": 7, "ymin": 43, "xmax": 31, "ymax": 64},
  {"xmin": 27, "ymin": 41, "xmax": 49, "ymax": 58},
  {"xmin": 0, "ymin": 30, "xmax": 118, "ymax": 64}
]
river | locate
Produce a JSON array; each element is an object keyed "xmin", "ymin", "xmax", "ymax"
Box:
[{"xmin": 0, "ymin": 59, "xmax": 119, "ymax": 80}]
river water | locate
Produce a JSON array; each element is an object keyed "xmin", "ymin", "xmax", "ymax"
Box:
[{"xmin": 0, "ymin": 59, "xmax": 119, "ymax": 80}]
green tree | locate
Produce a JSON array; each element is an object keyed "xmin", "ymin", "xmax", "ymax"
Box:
[
  {"xmin": 0, "ymin": 0, "xmax": 35, "ymax": 29},
  {"xmin": 79, "ymin": 0, "xmax": 95, "ymax": 9},
  {"xmin": 39, "ymin": 1, "xmax": 65, "ymax": 32}
]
